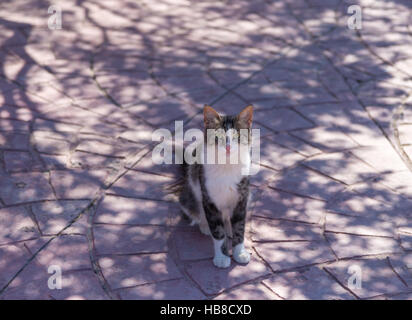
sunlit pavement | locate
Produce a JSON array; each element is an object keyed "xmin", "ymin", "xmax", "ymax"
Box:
[{"xmin": 0, "ymin": 0, "xmax": 411, "ymax": 300}]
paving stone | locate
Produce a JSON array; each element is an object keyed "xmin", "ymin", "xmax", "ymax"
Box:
[
  {"xmin": 185, "ymin": 255, "xmax": 270, "ymax": 295},
  {"xmin": 251, "ymin": 217, "xmax": 323, "ymax": 242},
  {"xmin": 4, "ymin": 151, "xmax": 42, "ymax": 173},
  {"xmin": 31, "ymin": 200, "xmax": 90, "ymax": 235},
  {"xmin": 1, "ymin": 0, "xmax": 412, "ymax": 300},
  {"xmin": 1, "ymin": 269, "xmax": 107, "ymax": 300},
  {"xmin": 50, "ymin": 169, "xmax": 108, "ymax": 199},
  {"xmin": 93, "ymin": 225, "xmax": 168, "ymax": 255},
  {"xmin": 214, "ymin": 282, "xmax": 278, "ymax": 300},
  {"xmin": 0, "ymin": 172, "xmax": 55, "ymax": 205},
  {"xmin": 95, "ymin": 195, "xmax": 179, "ymax": 226},
  {"xmin": 269, "ymin": 165, "xmax": 345, "ymax": 201},
  {"xmin": 173, "ymin": 229, "xmax": 214, "ymax": 261},
  {"xmin": 388, "ymin": 254, "xmax": 412, "ymax": 288},
  {"xmin": 290, "ymin": 126, "xmax": 359, "ymax": 152},
  {"xmin": 98, "ymin": 253, "xmax": 182, "ymax": 290},
  {"xmin": 325, "ymin": 212, "xmax": 396, "ymax": 237},
  {"xmin": 302, "ymin": 152, "xmax": 378, "ymax": 185},
  {"xmin": 251, "ymin": 187, "xmax": 325, "ymax": 224},
  {"xmin": 118, "ymin": 278, "xmax": 206, "ymax": 300},
  {"xmin": 107, "ymin": 170, "xmax": 172, "ymax": 201},
  {"xmin": 325, "ymin": 258, "xmax": 409, "ymax": 299},
  {"xmin": 0, "ymin": 206, "xmax": 39, "ymax": 245},
  {"xmin": 325, "ymin": 233, "xmax": 402, "ymax": 259},
  {"xmin": 0, "ymin": 132, "xmax": 29, "ymax": 150},
  {"xmin": 259, "ymin": 136, "xmax": 305, "ymax": 171},
  {"xmin": 264, "ymin": 132, "xmax": 322, "ymax": 157},
  {"xmin": 254, "ymin": 240, "xmax": 335, "ymax": 272},
  {"xmin": 253, "ymin": 108, "xmax": 313, "ymax": 132},
  {"xmin": 263, "ymin": 267, "xmax": 354, "ymax": 300}
]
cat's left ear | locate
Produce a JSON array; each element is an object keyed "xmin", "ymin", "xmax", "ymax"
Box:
[{"xmin": 237, "ymin": 105, "xmax": 253, "ymax": 128}]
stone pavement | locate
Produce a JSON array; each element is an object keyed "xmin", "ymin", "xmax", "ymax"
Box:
[{"xmin": 0, "ymin": 0, "xmax": 412, "ymax": 300}]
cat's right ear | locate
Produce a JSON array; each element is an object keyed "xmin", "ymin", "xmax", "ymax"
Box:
[{"xmin": 203, "ymin": 105, "xmax": 221, "ymax": 129}]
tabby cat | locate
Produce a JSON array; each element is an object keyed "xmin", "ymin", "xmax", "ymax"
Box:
[{"xmin": 177, "ymin": 105, "xmax": 253, "ymax": 268}]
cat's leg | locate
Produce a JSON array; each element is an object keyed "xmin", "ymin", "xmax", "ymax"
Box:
[
  {"xmin": 199, "ymin": 211, "xmax": 211, "ymax": 236},
  {"xmin": 231, "ymin": 191, "xmax": 250, "ymax": 264},
  {"xmin": 203, "ymin": 200, "xmax": 230, "ymax": 268}
]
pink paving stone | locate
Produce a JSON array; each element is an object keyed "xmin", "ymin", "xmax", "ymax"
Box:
[
  {"xmin": 325, "ymin": 212, "xmax": 396, "ymax": 237},
  {"xmin": 253, "ymin": 108, "xmax": 313, "ymax": 132},
  {"xmin": 325, "ymin": 190, "xmax": 395, "ymax": 219},
  {"xmin": 29, "ymin": 234, "xmax": 91, "ymax": 271},
  {"xmin": 172, "ymin": 229, "xmax": 214, "ymax": 261},
  {"xmin": 269, "ymin": 165, "xmax": 345, "ymax": 201},
  {"xmin": 93, "ymin": 224, "xmax": 168, "ymax": 255},
  {"xmin": 254, "ymin": 240, "xmax": 335, "ymax": 272},
  {"xmin": 0, "ymin": 241, "xmax": 34, "ymax": 290},
  {"xmin": 263, "ymin": 267, "xmax": 354, "ymax": 300},
  {"xmin": 251, "ymin": 217, "xmax": 323, "ymax": 242},
  {"xmin": 400, "ymin": 233, "xmax": 412, "ymax": 251},
  {"xmin": 70, "ymin": 151, "xmax": 123, "ymax": 169},
  {"xmin": 251, "ymin": 187, "xmax": 326, "ymax": 224},
  {"xmin": 290, "ymin": 126, "xmax": 359, "ymax": 152},
  {"xmin": 107, "ymin": 170, "xmax": 172, "ymax": 201},
  {"xmin": 325, "ymin": 258, "xmax": 409, "ymax": 299},
  {"xmin": 50, "ymin": 169, "xmax": 108, "ymax": 199},
  {"xmin": 388, "ymin": 254, "xmax": 412, "ymax": 287},
  {"xmin": 33, "ymin": 135, "xmax": 71, "ymax": 154},
  {"xmin": 98, "ymin": 253, "xmax": 182, "ymax": 290},
  {"xmin": 259, "ymin": 136, "xmax": 305, "ymax": 171},
  {"xmin": 185, "ymin": 255, "xmax": 270, "ymax": 296},
  {"xmin": 1, "ymin": 270, "xmax": 107, "ymax": 300},
  {"xmin": 302, "ymin": 151, "xmax": 378, "ymax": 185},
  {"xmin": 0, "ymin": 118, "xmax": 30, "ymax": 132},
  {"xmin": 0, "ymin": 132, "xmax": 29, "ymax": 150},
  {"xmin": 125, "ymin": 97, "xmax": 195, "ymax": 127},
  {"xmin": 33, "ymin": 118, "xmax": 82, "ymax": 133},
  {"xmin": 127, "ymin": 150, "xmax": 181, "ymax": 178},
  {"xmin": 350, "ymin": 145, "xmax": 408, "ymax": 173},
  {"xmin": 325, "ymin": 233, "xmax": 402, "ymax": 259},
  {"xmin": 75, "ymin": 138, "xmax": 135, "ymax": 158},
  {"xmin": 213, "ymin": 282, "xmax": 279, "ymax": 300},
  {"xmin": 31, "ymin": 200, "xmax": 91, "ymax": 235},
  {"xmin": 4, "ymin": 151, "xmax": 43, "ymax": 173},
  {"xmin": 40, "ymin": 154, "xmax": 67, "ymax": 169},
  {"xmin": 95, "ymin": 195, "xmax": 179, "ymax": 226},
  {"xmin": 264, "ymin": 132, "xmax": 322, "ymax": 157},
  {"xmin": 0, "ymin": 172, "xmax": 55, "ymax": 205},
  {"xmin": 118, "ymin": 278, "xmax": 206, "ymax": 300},
  {"xmin": 0, "ymin": 206, "xmax": 39, "ymax": 245}
]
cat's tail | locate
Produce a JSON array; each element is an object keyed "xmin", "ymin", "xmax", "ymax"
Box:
[{"xmin": 163, "ymin": 161, "xmax": 187, "ymax": 198}]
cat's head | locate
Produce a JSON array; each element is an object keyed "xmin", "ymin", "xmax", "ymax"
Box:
[{"xmin": 203, "ymin": 105, "xmax": 253, "ymax": 163}]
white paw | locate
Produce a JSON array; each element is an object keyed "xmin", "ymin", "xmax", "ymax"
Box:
[
  {"xmin": 213, "ymin": 254, "xmax": 231, "ymax": 268},
  {"xmin": 233, "ymin": 243, "xmax": 250, "ymax": 264}
]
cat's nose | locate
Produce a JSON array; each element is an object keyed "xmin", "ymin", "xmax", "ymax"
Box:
[{"xmin": 226, "ymin": 145, "xmax": 231, "ymax": 153}]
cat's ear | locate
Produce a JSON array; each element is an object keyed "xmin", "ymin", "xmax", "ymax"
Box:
[
  {"xmin": 237, "ymin": 105, "xmax": 253, "ymax": 128},
  {"xmin": 203, "ymin": 105, "xmax": 221, "ymax": 129}
]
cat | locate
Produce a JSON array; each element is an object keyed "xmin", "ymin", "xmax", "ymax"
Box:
[{"xmin": 175, "ymin": 105, "xmax": 253, "ymax": 268}]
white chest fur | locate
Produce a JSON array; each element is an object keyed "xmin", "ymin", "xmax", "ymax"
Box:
[{"xmin": 204, "ymin": 163, "xmax": 244, "ymax": 217}]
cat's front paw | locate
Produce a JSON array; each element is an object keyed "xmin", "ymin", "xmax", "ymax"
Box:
[
  {"xmin": 213, "ymin": 255, "xmax": 231, "ymax": 268},
  {"xmin": 233, "ymin": 244, "xmax": 250, "ymax": 264}
]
